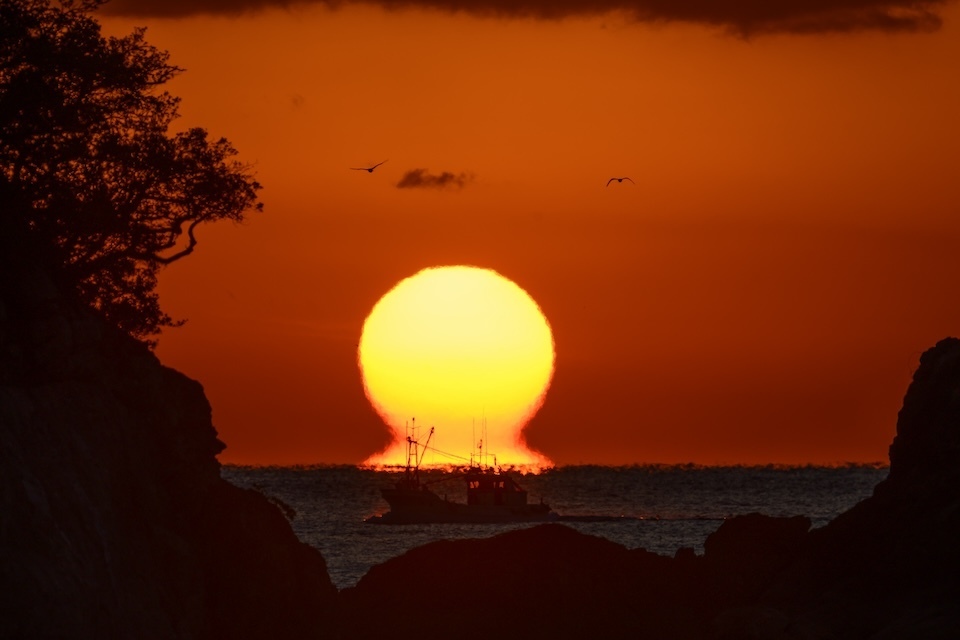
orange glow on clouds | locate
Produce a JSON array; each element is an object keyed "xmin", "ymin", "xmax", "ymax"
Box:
[{"xmin": 358, "ymin": 266, "xmax": 554, "ymax": 467}]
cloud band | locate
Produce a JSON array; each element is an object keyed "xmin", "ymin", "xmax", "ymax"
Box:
[{"xmin": 99, "ymin": 0, "xmax": 949, "ymax": 35}]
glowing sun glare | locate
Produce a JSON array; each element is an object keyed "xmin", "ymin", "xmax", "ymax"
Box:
[{"xmin": 358, "ymin": 266, "xmax": 555, "ymax": 468}]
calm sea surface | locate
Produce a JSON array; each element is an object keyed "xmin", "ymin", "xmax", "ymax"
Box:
[{"xmin": 222, "ymin": 465, "xmax": 887, "ymax": 589}]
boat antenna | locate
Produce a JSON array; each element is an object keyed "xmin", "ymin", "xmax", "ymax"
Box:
[
  {"xmin": 404, "ymin": 418, "xmax": 416, "ymax": 486},
  {"xmin": 482, "ymin": 416, "xmax": 488, "ymax": 468},
  {"xmin": 416, "ymin": 427, "xmax": 435, "ymax": 471}
]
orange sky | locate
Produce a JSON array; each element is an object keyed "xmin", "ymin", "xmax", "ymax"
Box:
[{"xmin": 99, "ymin": 0, "xmax": 960, "ymax": 465}]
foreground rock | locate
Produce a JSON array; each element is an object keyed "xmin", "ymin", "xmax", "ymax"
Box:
[
  {"xmin": 339, "ymin": 516, "xmax": 812, "ymax": 639},
  {"xmin": 755, "ymin": 336, "xmax": 960, "ymax": 639},
  {"xmin": 341, "ymin": 339, "xmax": 960, "ymax": 639},
  {"xmin": 0, "ymin": 268, "xmax": 337, "ymax": 638}
]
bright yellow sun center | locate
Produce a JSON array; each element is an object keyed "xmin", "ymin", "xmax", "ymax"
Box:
[{"xmin": 358, "ymin": 266, "xmax": 555, "ymax": 468}]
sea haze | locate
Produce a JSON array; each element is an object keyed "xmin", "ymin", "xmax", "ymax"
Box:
[{"xmin": 222, "ymin": 464, "xmax": 886, "ymax": 589}]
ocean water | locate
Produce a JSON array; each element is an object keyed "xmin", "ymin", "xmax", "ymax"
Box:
[{"xmin": 222, "ymin": 464, "xmax": 887, "ymax": 590}]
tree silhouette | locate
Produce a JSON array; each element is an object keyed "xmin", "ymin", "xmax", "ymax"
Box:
[{"xmin": 0, "ymin": 0, "xmax": 262, "ymax": 343}]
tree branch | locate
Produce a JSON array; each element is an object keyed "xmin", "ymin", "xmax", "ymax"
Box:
[{"xmin": 150, "ymin": 218, "xmax": 200, "ymax": 265}]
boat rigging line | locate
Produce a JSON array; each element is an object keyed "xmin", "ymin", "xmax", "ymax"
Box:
[{"xmin": 421, "ymin": 444, "xmax": 471, "ymax": 464}]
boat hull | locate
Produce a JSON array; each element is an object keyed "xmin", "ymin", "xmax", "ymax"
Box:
[{"xmin": 366, "ymin": 487, "xmax": 556, "ymax": 524}]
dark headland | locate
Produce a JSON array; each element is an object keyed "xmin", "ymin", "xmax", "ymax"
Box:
[
  {"xmin": 0, "ymin": 267, "xmax": 337, "ymax": 638},
  {"xmin": 3, "ymin": 267, "xmax": 959, "ymax": 639}
]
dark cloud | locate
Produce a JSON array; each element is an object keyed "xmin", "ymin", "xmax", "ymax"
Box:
[
  {"xmin": 396, "ymin": 169, "xmax": 473, "ymax": 190},
  {"xmin": 99, "ymin": 0, "xmax": 950, "ymax": 36},
  {"xmin": 101, "ymin": 0, "xmax": 303, "ymax": 18}
]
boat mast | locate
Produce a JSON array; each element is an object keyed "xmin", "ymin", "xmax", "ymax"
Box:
[
  {"xmin": 403, "ymin": 418, "xmax": 434, "ymax": 487},
  {"xmin": 470, "ymin": 417, "xmax": 492, "ymax": 469}
]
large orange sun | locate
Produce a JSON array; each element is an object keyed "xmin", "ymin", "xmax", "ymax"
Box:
[{"xmin": 358, "ymin": 266, "xmax": 555, "ymax": 468}]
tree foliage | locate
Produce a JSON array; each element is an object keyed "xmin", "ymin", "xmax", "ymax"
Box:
[{"xmin": 0, "ymin": 0, "xmax": 262, "ymax": 342}]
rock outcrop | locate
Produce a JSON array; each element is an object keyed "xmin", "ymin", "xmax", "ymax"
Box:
[
  {"xmin": 340, "ymin": 339, "xmax": 960, "ymax": 639},
  {"xmin": 340, "ymin": 522, "xmax": 702, "ymax": 638},
  {"xmin": 338, "ymin": 514, "xmax": 819, "ymax": 639},
  {"xmin": 762, "ymin": 336, "xmax": 960, "ymax": 639},
  {"xmin": 0, "ymin": 266, "xmax": 337, "ymax": 638}
]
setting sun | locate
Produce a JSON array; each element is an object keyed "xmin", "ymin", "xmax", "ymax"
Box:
[{"xmin": 358, "ymin": 266, "xmax": 554, "ymax": 467}]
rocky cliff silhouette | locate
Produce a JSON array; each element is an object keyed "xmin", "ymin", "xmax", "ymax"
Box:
[
  {"xmin": 340, "ymin": 339, "xmax": 960, "ymax": 639},
  {"xmin": 0, "ymin": 266, "xmax": 337, "ymax": 638}
]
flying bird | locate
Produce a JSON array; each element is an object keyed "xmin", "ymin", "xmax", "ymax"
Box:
[
  {"xmin": 351, "ymin": 160, "xmax": 388, "ymax": 173},
  {"xmin": 606, "ymin": 177, "xmax": 635, "ymax": 186}
]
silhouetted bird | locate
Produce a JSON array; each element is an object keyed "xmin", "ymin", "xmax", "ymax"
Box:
[
  {"xmin": 606, "ymin": 177, "xmax": 635, "ymax": 186},
  {"xmin": 351, "ymin": 160, "xmax": 388, "ymax": 173}
]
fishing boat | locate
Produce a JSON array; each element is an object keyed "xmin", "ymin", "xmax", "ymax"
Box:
[{"xmin": 365, "ymin": 422, "xmax": 555, "ymax": 524}]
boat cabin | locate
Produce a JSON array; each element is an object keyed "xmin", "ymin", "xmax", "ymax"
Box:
[{"xmin": 465, "ymin": 468, "xmax": 529, "ymax": 507}]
